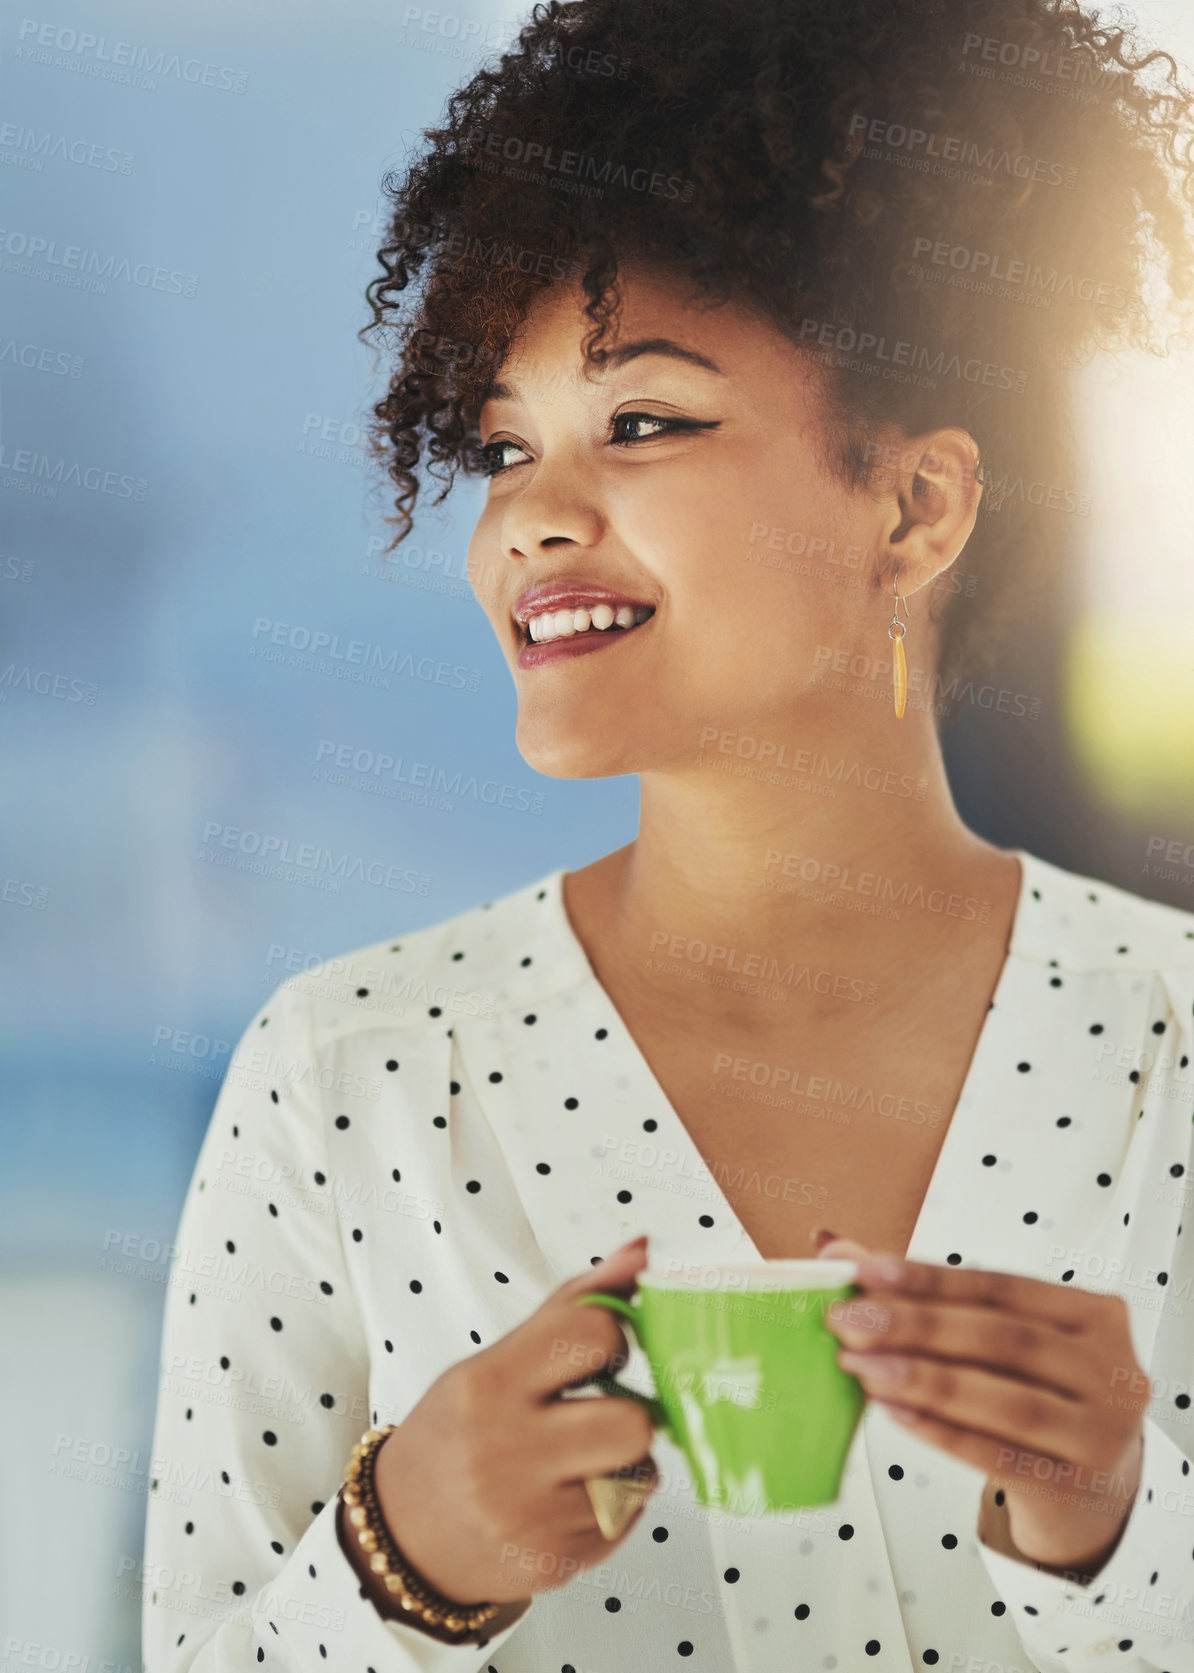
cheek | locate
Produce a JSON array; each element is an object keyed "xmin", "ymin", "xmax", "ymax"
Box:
[
  {"xmin": 627, "ymin": 476, "xmax": 738, "ymax": 565},
  {"xmin": 466, "ymin": 521, "xmax": 500, "ymax": 611}
]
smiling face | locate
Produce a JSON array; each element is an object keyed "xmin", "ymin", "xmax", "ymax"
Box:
[{"xmin": 467, "ymin": 263, "xmax": 948, "ymax": 780}]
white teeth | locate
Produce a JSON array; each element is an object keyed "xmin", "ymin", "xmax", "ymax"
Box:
[{"xmin": 524, "ymin": 603, "xmax": 654, "ymax": 643}]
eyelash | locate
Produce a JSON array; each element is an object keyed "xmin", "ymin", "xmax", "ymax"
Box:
[{"xmin": 477, "ymin": 411, "xmax": 718, "ymax": 478}]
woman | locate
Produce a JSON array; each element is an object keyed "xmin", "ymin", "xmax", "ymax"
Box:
[{"xmin": 144, "ymin": 0, "xmax": 1194, "ymax": 1668}]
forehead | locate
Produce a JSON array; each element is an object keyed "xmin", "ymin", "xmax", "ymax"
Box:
[{"xmin": 481, "ymin": 263, "xmax": 788, "ymax": 405}]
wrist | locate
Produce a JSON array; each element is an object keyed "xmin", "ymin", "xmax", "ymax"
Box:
[
  {"xmin": 1008, "ymin": 1433, "xmax": 1142, "ymax": 1582},
  {"xmin": 1025, "ymin": 1515, "xmax": 1130, "ymax": 1585},
  {"xmin": 339, "ymin": 1425, "xmax": 510, "ymax": 1644},
  {"xmin": 977, "ymin": 1474, "xmax": 1133, "ymax": 1585},
  {"xmin": 371, "ymin": 1424, "xmax": 483, "ymax": 1607}
]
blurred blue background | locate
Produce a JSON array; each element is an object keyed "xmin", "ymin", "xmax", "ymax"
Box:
[{"xmin": 3, "ymin": 0, "xmax": 1194, "ymax": 1662}]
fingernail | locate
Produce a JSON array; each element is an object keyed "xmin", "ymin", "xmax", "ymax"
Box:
[{"xmin": 840, "ymin": 1351, "xmax": 906, "ymax": 1384}]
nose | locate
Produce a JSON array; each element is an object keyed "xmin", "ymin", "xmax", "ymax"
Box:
[{"xmin": 497, "ymin": 450, "xmax": 605, "ymax": 564}]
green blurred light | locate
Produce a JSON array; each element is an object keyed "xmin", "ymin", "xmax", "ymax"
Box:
[{"xmin": 1064, "ymin": 610, "xmax": 1194, "ymax": 816}]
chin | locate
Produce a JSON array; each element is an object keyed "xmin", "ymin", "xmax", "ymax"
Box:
[{"xmin": 515, "ymin": 719, "xmax": 639, "ymax": 781}]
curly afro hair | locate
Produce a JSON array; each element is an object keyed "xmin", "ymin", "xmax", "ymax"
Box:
[{"xmin": 360, "ymin": 0, "xmax": 1194, "ymax": 704}]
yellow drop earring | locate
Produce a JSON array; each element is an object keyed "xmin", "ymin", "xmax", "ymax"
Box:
[{"xmin": 888, "ymin": 572, "xmax": 910, "ymax": 719}]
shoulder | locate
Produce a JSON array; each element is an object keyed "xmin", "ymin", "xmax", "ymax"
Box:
[
  {"xmin": 259, "ymin": 865, "xmax": 590, "ymax": 1055},
  {"xmin": 1016, "ymin": 847, "xmax": 1194, "ymax": 976}
]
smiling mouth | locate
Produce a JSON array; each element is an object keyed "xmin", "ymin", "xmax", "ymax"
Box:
[{"xmin": 515, "ymin": 603, "xmax": 656, "ymax": 647}]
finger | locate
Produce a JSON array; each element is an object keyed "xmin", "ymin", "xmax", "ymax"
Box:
[
  {"xmin": 540, "ymin": 1390, "xmax": 658, "ymax": 1480},
  {"xmin": 499, "ymin": 1240, "xmax": 650, "ymax": 1401},
  {"xmin": 817, "ymin": 1235, "xmax": 873, "ymax": 1262},
  {"xmin": 868, "ymin": 1399, "xmax": 1082, "ymax": 1494},
  {"xmin": 851, "ymin": 1254, "xmax": 1103, "ymax": 1332},
  {"xmin": 555, "ymin": 1236, "xmax": 650, "ymax": 1300},
  {"xmin": 839, "ymin": 1351, "xmax": 1084, "ymax": 1462},
  {"xmin": 827, "ymin": 1295, "xmax": 1102, "ymax": 1401},
  {"xmin": 489, "ymin": 1485, "xmax": 626, "ymax": 1581}
]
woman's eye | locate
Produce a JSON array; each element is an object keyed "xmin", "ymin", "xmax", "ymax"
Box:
[
  {"xmin": 610, "ymin": 411, "xmax": 723, "ymax": 446},
  {"xmin": 478, "ymin": 438, "xmax": 529, "ymax": 477},
  {"xmin": 479, "ymin": 412, "xmax": 715, "ymax": 478},
  {"xmin": 610, "ymin": 410, "xmax": 680, "ymax": 443}
]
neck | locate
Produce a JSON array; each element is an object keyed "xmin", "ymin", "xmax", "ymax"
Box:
[{"xmin": 562, "ymin": 708, "xmax": 1022, "ymax": 1032}]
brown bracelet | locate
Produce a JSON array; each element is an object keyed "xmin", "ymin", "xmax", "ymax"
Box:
[{"xmin": 340, "ymin": 1425, "xmax": 503, "ymax": 1645}]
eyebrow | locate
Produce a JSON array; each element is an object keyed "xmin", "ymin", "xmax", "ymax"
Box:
[{"xmin": 479, "ymin": 337, "xmax": 724, "ymax": 405}]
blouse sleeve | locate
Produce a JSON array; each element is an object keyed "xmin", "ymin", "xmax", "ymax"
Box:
[
  {"xmin": 974, "ymin": 985, "xmax": 1194, "ymax": 1673},
  {"xmin": 141, "ymin": 975, "xmax": 533, "ymax": 1673},
  {"xmin": 977, "ymin": 1417, "xmax": 1194, "ymax": 1672}
]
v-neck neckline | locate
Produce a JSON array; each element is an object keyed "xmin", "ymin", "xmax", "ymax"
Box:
[{"xmin": 542, "ymin": 847, "xmax": 1035, "ymax": 1264}]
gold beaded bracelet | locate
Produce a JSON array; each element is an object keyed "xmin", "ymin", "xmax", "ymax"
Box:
[{"xmin": 341, "ymin": 1425, "xmax": 503, "ymax": 1644}]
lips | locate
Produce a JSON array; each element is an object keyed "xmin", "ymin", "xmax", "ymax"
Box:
[
  {"xmin": 512, "ymin": 582, "xmax": 656, "ymax": 626},
  {"xmin": 516, "ymin": 615, "xmax": 653, "ymax": 669}
]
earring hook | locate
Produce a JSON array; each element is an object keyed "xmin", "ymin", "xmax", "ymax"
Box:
[{"xmin": 889, "ymin": 571, "xmax": 910, "ymax": 639}]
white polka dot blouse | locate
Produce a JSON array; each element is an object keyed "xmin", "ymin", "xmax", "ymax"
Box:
[{"xmin": 144, "ymin": 847, "xmax": 1194, "ymax": 1672}]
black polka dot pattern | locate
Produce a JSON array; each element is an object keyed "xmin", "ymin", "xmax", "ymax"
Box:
[{"xmin": 141, "ymin": 855, "xmax": 1194, "ymax": 1672}]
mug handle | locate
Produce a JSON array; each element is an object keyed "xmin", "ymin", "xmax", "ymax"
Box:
[{"xmin": 572, "ymin": 1291, "xmax": 675, "ymax": 1441}]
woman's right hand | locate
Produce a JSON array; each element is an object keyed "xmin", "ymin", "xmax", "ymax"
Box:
[{"xmin": 368, "ymin": 1235, "xmax": 660, "ymax": 1606}]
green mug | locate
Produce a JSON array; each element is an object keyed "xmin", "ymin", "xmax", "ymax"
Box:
[{"xmin": 574, "ymin": 1258, "xmax": 865, "ymax": 1514}]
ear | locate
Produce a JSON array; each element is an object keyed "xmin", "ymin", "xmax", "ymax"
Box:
[{"xmin": 873, "ymin": 426, "xmax": 983, "ymax": 602}]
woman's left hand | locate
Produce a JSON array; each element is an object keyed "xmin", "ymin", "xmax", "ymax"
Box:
[{"xmin": 817, "ymin": 1233, "xmax": 1150, "ymax": 1579}]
